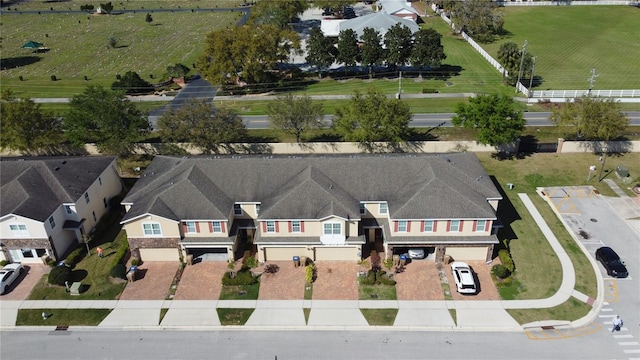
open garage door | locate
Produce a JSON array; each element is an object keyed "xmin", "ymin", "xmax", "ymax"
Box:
[
  {"xmin": 314, "ymin": 246, "xmax": 359, "ymax": 261},
  {"xmin": 445, "ymin": 247, "xmax": 488, "ymax": 261},
  {"xmin": 264, "ymin": 247, "xmax": 307, "ymax": 261},
  {"xmin": 188, "ymin": 248, "xmax": 229, "ymax": 262},
  {"xmin": 139, "ymin": 248, "xmax": 180, "ymax": 261}
]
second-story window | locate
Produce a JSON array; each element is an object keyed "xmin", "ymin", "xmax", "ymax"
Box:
[
  {"xmin": 234, "ymin": 204, "xmax": 243, "ymax": 216},
  {"xmin": 379, "ymin": 203, "xmax": 388, "ymax": 214},
  {"xmin": 359, "ymin": 203, "xmax": 366, "ymax": 215},
  {"xmin": 49, "ymin": 216, "xmax": 56, "ymax": 229},
  {"xmin": 266, "ymin": 221, "xmax": 276, "ymax": 233},
  {"xmin": 397, "ymin": 220, "xmax": 407, "ymax": 232},
  {"xmin": 291, "ymin": 221, "xmax": 301, "ymax": 233},
  {"xmin": 84, "ymin": 192, "xmax": 90, "ymax": 204},
  {"xmin": 185, "ymin": 221, "xmax": 197, "ymax": 233}
]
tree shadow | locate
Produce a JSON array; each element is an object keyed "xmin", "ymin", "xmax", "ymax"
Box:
[
  {"xmin": 0, "ymin": 56, "xmax": 42, "ymax": 70},
  {"xmin": 70, "ymin": 269, "xmax": 89, "ymax": 282},
  {"xmin": 422, "ymin": 64, "xmax": 463, "ymax": 81}
]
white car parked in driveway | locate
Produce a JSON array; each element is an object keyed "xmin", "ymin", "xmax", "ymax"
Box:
[
  {"xmin": 450, "ymin": 261, "xmax": 477, "ymax": 294},
  {"xmin": 1, "ymin": 263, "xmax": 24, "ymax": 295}
]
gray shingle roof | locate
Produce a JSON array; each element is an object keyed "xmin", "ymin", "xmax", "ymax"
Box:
[
  {"xmin": 1, "ymin": 156, "xmax": 116, "ymax": 222},
  {"xmin": 122, "ymin": 154, "xmax": 501, "ymax": 224},
  {"xmin": 339, "ymin": 12, "xmax": 419, "ymax": 38}
]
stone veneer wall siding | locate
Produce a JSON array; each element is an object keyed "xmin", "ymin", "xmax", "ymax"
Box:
[
  {"xmin": 128, "ymin": 237, "xmax": 180, "ymax": 250},
  {"xmin": 1, "ymin": 238, "xmax": 54, "ymax": 260}
]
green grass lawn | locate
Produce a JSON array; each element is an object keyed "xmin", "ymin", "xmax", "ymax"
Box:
[
  {"xmin": 218, "ymin": 284, "xmax": 260, "ymax": 300},
  {"xmin": 16, "ymin": 309, "xmax": 111, "ymax": 326},
  {"xmin": 216, "ymin": 308, "xmax": 254, "ymax": 326},
  {"xmin": 358, "ymin": 284, "xmax": 398, "ymax": 300},
  {"xmin": 0, "ymin": 9, "xmax": 239, "ymax": 98},
  {"xmin": 483, "ymin": 6, "xmax": 640, "ymax": 90},
  {"xmin": 360, "ymin": 309, "xmax": 398, "ymax": 326},
  {"xmin": 507, "ymin": 298, "xmax": 592, "ymax": 325}
]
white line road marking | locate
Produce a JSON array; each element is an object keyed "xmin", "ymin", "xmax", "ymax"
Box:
[
  {"xmin": 623, "ymin": 349, "xmax": 640, "ymax": 354},
  {"xmin": 614, "ymin": 334, "xmax": 634, "ymax": 339},
  {"xmin": 601, "ymin": 308, "xmax": 614, "ymax": 311},
  {"xmin": 618, "ymin": 342, "xmax": 640, "ymax": 346}
]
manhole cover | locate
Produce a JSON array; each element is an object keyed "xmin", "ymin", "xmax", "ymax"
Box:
[{"xmin": 590, "ymin": 218, "xmax": 598, "ymax": 222}]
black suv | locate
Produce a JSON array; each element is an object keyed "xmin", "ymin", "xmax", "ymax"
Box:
[{"xmin": 595, "ymin": 247, "xmax": 628, "ymax": 278}]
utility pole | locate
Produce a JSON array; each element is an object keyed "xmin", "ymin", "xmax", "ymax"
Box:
[
  {"xmin": 588, "ymin": 68, "xmax": 598, "ymax": 96},
  {"xmin": 528, "ymin": 56, "xmax": 537, "ymax": 97},
  {"xmin": 515, "ymin": 40, "xmax": 528, "ymax": 94}
]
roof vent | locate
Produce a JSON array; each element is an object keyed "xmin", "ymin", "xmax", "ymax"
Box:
[
  {"xmin": 329, "ymin": 185, "xmax": 334, "ymax": 190},
  {"xmin": 54, "ymin": 167, "xmax": 60, "ymax": 171},
  {"xmin": 61, "ymin": 160, "xmax": 67, "ymax": 165}
]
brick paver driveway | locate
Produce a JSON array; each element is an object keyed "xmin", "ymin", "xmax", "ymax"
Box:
[
  {"xmin": 445, "ymin": 260, "xmax": 500, "ymax": 300},
  {"xmin": 394, "ymin": 260, "xmax": 444, "ymax": 300},
  {"xmin": 257, "ymin": 261, "xmax": 306, "ymax": 300},
  {"xmin": 174, "ymin": 261, "xmax": 228, "ymax": 300},
  {"xmin": 0, "ymin": 264, "xmax": 49, "ymax": 300},
  {"xmin": 119, "ymin": 262, "xmax": 178, "ymax": 300},
  {"xmin": 312, "ymin": 261, "xmax": 359, "ymax": 300}
]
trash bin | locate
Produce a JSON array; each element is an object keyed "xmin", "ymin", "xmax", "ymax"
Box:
[
  {"xmin": 129, "ymin": 266, "xmax": 138, "ymax": 273},
  {"xmin": 293, "ymin": 256, "xmax": 300, "ymax": 267},
  {"xmin": 616, "ymin": 165, "xmax": 629, "ymax": 178},
  {"xmin": 399, "ymin": 255, "xmax": 407, "ymax": 266}
]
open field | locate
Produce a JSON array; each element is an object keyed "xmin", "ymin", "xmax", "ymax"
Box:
[
  {"xmin": 482, "ymin": 6, "xmax": 640, "ymax": 90},
  {"xmin": 0, "ymin": 9, "xmax": 241, "ymax": 97}
]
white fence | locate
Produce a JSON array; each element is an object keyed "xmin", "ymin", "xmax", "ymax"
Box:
[
  {"xmin": 531, "ymin": 89, "xmax": 640, "ymax": 98},
  {"xmin": 498, "ymin": 1, "xmax": 633, "ymax": 6}
]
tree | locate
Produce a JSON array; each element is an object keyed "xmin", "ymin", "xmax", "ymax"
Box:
[
  {"xmin": 360, "ymin": 27, "xmax": 385, "ymax": 78},
  {"xmin": 111, "ymin": 71, "xmax": 153, "ymax": 95},
  {"xmin": 166, "ymin": 63, "xmax": 190, "ymax": 78},
  {"xmin": 449, "ymin": 0, "xmax": 503, "ymax": 43},
  {"xmin": 336, "ymin": 28, "xmax": 360, "ymax": 72},
  {"xmin": 410, "ymin": 28, "xmax": 446, "ymax": 71},
  {"xmin": 0, "ymin": 89, "xmax": 64, "ymax": 153},
  {"xmin": 145, "ymin": 13, "xmax": 153, "ymax": 25},
  {"xmin": 108, "ymin": 35, "xmax": 117, "ymax": 48},
  {"xmin": 157, "ymin": 99, "xmax": 248, "ymax": 154},
  {"xmin": 333, "ymin": 87, "xmax": 412, "ymax": 151},
  {"xmin": 383, "ymin": 24, "xmax": 413, "ymax": 70},
  {"xmin": 266, "ymin": 94, "xmax": 324, "ymax": 143},
  {"xmin": 305, "ymin": 27, "xmax": 336, "ymax": 75},
  {"xmin": 250, "ymin": 0, "xmax": 309, "ymax": 28},
  {"xmin": 64, "ymin": 86, "xmax": 150, "ymax": 156},
  {"xmin": 551, "ymin": 96, "xmax": 629, "ymax": 180},
  {"xmin": 198, "ymin": 24, "xmax": 299, "ymax": 86},
  {"xmin": 497, "ymin": 41, "xmax": 533, "ymax": 86},
  {"xmin": 99, "ymin": 1, "xmax": 113, "ymax": 14},
  {"xmin": 452, "ymin": 94, "xmax": 525, "ymax": 147}
]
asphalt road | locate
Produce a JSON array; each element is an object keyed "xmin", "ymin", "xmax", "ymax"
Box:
[
  {"xmin": 0, "ymin": 327, "xmax": 629, "ymax": 360},
  {"xmin": 241, "ymin": 112, "xmax": 640, "ymax": 129}
]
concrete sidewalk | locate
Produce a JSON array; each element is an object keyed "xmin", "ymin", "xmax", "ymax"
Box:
[{"xmin": 0, "ymin": 193, "xmax": 604, "ymax": 331}]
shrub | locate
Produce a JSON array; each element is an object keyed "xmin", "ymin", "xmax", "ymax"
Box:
[
  {"xmin": 378, "ymin": 271, "xmax": 396, "ymax": 285},
  {"xmin": 242, "ymin": 256, "xmax": 258, "ymax": 269},
  {"xmin": 491, "ymin": 264, "xmax": 510, "ymax": 279},
  {"xmin": 65, "ymin": 246, "xmax": 86, "ymax": 267},
  {"xmin": 498, "ymin": 249, "xmax": 515, "ymax": 272},
  {"xmin": 111, "ymin": 238, "xmax": 129, "ymax": 267},
  {"xmin": 359, "ymin": 270, "xmax": 376, "ymax": 285},
  {"xmin": 422, "ymin": 88, "xmax": 438, "ymax": 94},
  {"xmin": 110, "ymin": 264, "xmax": 127, "ymax": 279},
  {"xmin": 305, "ymin": 264, "xmax": 317, "ymax": 283},
  {"xmin": 222, "ymin": 269, "xmax": 258, "ymax": 286},
  {"xmin": 382, "ymin": 258, "xmax": 394, "ymax": 270},
  {"xmin": 264, "ymin": 264, "xmax": 279, "ymax": 274},
  {"xmin": 130, "ymin": 258, "xmax": 140, "ymax": 266},
  {"xmin": 48, "ymin": 265, "xmax": 71, "ymax": 285}
]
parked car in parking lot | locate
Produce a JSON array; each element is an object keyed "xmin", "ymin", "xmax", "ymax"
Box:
[
  {"xmin": 451, "ymin": 261, "xmax": 477, "ymax": 294},
  {"xmin": 595, "ymin": 246, "xmax": 628, "ymax": 278},
  {"xmin": 1, "ymin": 263, "xmax": 24, "ymax": 294}
]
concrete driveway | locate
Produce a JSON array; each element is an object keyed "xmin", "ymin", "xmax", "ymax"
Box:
[
  {"xmin": 312, "ymin": 261, "xmax": 359, "ymax": 300},
  {"xmin": 118, "ymin": 261, "xmax": 178, "ymax": 300},
  {"xmin": 257, "ymin": 261, "xmax": 306, "ymax": 300},
  {"xmin": 394, "ymin": 260, "xmax": 444, "ymax": 300},
  {"xmin": 445, "ymin": 260, "xmax": 500, "ymax": 300},
  {"xmin": 173, "ymin": 261, "xmax": 227, "ymax": 300}
]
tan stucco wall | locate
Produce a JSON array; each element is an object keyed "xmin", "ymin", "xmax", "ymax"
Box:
[
  {"xmin": 391, "ymin": 220, "xmax": 492, "ymax": 237},
  {"xmin": 139, "ymin": 248, "xmax": 180, "ymax": 261},
  {"xmin": 263, "ymin": 247, "xmax": 311, "ymax": 261},
  {"xmin": 1, "ymin": 215, "xmax": 48, "ymax": 239},
  {"xmin": 182, "ymin": 220, "xmax": 229, "ymax": 238},
  {"xmin": 123, "ymin": 215, "xmax": 180, "ymax": 238},
  {"xmin": 445, "ymin": 246, "xmax": 489, "ymax": 261}
]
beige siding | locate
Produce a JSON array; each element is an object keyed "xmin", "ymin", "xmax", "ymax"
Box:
[
  {"xmin": 123, "ymin": 215, "xmax": 180, "ymax": 238},
  {"xmin": 263, "ymin": 247, "xmax": 311, "ymax": 261},
  {"xmin": 260, "ymin": 220, "xmax": 319, "ymax": 238},
  {"xmin": 182, "ymin": 220, "xmax": 229, "ymax": 238},
  {"xmin": 139, "ymin": 248, "xmax": 180, "ymax": 261},
  {"xmin": 1, "ymin": 215, "xmax": 47, "ymax": 239},
  {"xmin": 233, "ymin": 203, "xmax": 258, "ymax": 219},
  {"xmin": 488, "ymin": 199, "xmax": 499, "ymax": 211},
  {"xmin": 445, "ymin": 247, "xmax": 488, "ymax": 261},
  {"xmin": 390, "ymin": 220, "xmax": 490, "ymax": 237},
  {"xmin": 314, "ymin": 246, "xmax": 359, "ymax": 261}
]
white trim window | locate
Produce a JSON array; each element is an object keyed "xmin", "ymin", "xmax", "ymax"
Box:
[
  {"xmin": 423, "ymin": 220, "xmax": 434, "ymax": 232},
  {"xmin": 291, "ymin": 221, "xmax": 301, "ymax": 233},
  {"xmin": 65, "ymin": 205, "xmax": 74, "ymax": 214},
  {"xmin": 211, "ymin": 221, "xmax": 222, "ymax": 233},
  {"xmin": 185, "ymin": 221, "xmax": 197, "ymax": 233},
  {"xmin": 397, "ymin": 220, "xmax": 408, "ymax": 232},
  {"xmin": 475, "ymin": 220, "xmax": 487, "ymax": 232},
  {"xmin": 266, "ymin": 221, "xmax": 276, "ymax": 233},
  {"xmin": 255, "ymin": 204, "xmax": 260, "ymax": 215},
  {"xmin": 379, "ymin": 203, "xmax": 388, "ymax": 215},
  {"xmin": 84, "ymin": 192, "xmax": 90, "ymax": 204},
  {"xmin": 323, "ymin": 223, "xmax": 341, "ymax": 235},
  {"xmin": 359, "ymin": 203, "xmax": 366, "ymax": 215},
  {"xmin": 143, "ymin": 222, "xmax": 162, "ymax": 236},
  {"xmin": 233, "ymin": 204, "xmax": 243, "ymax": 216},
  {"xmin": 9, "ymin": 224, "xmax": 29, "ymax": 237},
  {"xmin": 48, "ymin": 216, "xmax": 56, "ymax": 229},
  {"xmin": 450, "ymin": 220, "xmax": 460, "ymax": 232}
]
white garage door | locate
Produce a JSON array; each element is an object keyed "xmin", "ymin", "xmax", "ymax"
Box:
[
  {"xmin": 445, "ymin": 247, "xmax": 488, "ymax": 261},
  {"xmin": 314, "ymin": 247, "xmax": 358, "ymax": 261},
  {"xmin": 264, "ymin": 247, "xmax": 308, "ymax": 261},
  {"xmin": 139, "ymin": 248, "xmax": 180, "ymax": 261}
]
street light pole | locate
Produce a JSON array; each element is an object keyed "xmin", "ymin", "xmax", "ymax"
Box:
[
  {"xmin": 528, "ymin": 56, "xmax": 537, "ymax": 96},
  {"xmin": 515, "ymin": 40, "xmax": 528, "ymax": 94}
]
